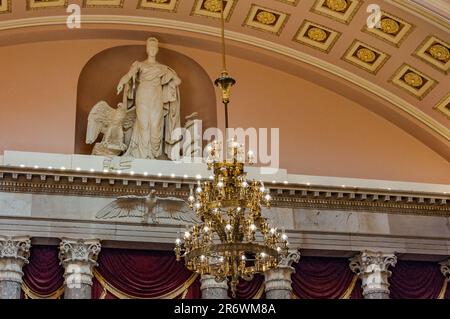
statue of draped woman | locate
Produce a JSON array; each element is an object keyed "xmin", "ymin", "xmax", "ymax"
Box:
[{"xmin": 116, "ymin": 37, "xmax": 181, "ymax": 160}]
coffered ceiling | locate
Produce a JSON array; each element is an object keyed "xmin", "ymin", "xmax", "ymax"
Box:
[{"xmin": 0, "ymin": 0, "xmax": 449, "ymax": 151}]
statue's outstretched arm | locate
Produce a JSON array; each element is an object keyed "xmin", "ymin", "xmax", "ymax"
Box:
[{"xmin": 117, "ymin": 61, "xmax": 140, "ymax": 95}]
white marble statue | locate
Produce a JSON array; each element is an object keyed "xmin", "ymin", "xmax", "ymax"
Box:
[
  {"xmin": 182, "ymin": 112, "xmax": 202, "ymax": 158},
  {"xmin": 86, "ymin": 38, "xmax": 181, "ymax": 160},
  {"xmin": 117, "ymin": 37, "xmax": 182, "ymax": 160}
]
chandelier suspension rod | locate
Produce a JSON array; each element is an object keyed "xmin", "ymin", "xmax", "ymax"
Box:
[
  {"xmin": 220, "ymin": 0, "xmax": 227, "ymax": 73},
  {"xmin": 219, "ymin": 1, "xmax": 229, "ymax": 130}
]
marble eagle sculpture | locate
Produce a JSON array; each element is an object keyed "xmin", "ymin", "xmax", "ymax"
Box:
[
  {"xmin": 86, "ymin": 101, "xmax": 136, "ymax": 155},
  {"xmin": 95, "ymin": 190, "xmax": 199, "ymax": 224}
]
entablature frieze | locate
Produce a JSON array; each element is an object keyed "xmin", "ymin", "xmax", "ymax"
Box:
[{"xmin": 0, "ymin": 167, "xmax": 448, "ymax": 217}]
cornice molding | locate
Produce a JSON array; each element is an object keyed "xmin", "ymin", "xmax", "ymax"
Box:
[
  {"xmin": 0, "ymin": 168, "xmax": 448, "ymax": 217},
  {"xmin": 0, "ymin": 15, "xmax": 448, "ymax": 141}
]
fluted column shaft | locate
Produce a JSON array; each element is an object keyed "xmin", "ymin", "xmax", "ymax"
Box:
[
  {"xmin": 59, "ymin": 238, "xmax": 101, "ymax": 299},
  {"xmin": 350, "ymin": 251, "xmax": 397, "ymax": 299},
  {"xmin": 200, "ymin": 275, "xmax": 229, "ymax": 299},
  {"xmin": 0, "ymin": 236, "xmax": 31, "ymax": 299},
  {"xmin": 264, "ymin": 250, "xmax": 300, "ymax": 299}
]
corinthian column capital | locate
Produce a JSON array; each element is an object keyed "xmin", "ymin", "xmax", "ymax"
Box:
[
  {"xmin": 0, "ymin": 236, "xmax": 31, "ymax": 262},
  {"xmin": 59, "ymin": 238, "xmax": 101, "ymax": 267},
  {"xmin": 278, "ymin": 250, "xmax": 301, "ymax": 268},
  {"xmin": 440, "ymin": 259, "xmax": 450, "ymax": 281},
  {"xmin": 264, "ymin": 250, "xmax": 300, "ymax": 299},
  {"xmin": 59, "ymin": 238, "xmax": 101, "ymax": 299},
  {"xmin": 0, "ymin": 236, "xmax": 31, "ymax": 282},
  {"xmin": 349, "ymin": 251, "xmax": 397, "ymax": 299},
  {"xmin": 350, "ymin": 251, "xmax": 397, "ymax": 275}
]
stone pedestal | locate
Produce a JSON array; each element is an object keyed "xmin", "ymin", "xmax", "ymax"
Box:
[
  {"xmin": 349, "ymin": 251, "xmax": 397, "ymax": 299},
  {"xmin": 264, "ymin": 250, "xmax": 300, "ymax": 299},
  {"xmin": 200, "ymin": 275, "xmax": 229, "ymax": 299},
  {"xmin": 59, "ymin": 238, "xmax": 101, "ymax": 299},
  {"xmin": 0, "ymin": 236, "xmax": 31, "ymax": 299}
]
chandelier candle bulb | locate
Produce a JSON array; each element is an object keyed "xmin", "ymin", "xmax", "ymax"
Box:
[
  {"xmin": 247, "ymin": 150, "xmax": 255, "ymax": 164},
  {"xmin": 188, "ymin": 193, "xmax": 195, "ymax": 204}
]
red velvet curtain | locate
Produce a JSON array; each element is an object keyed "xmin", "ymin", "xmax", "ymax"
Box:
[
  {"xmin": 232, "ymin": 275, "xmax": 265, "ymax": 299},
  {"xmin": 20, "ymin": 246, "xmax": 447, "ymax": 299},
  {"xmin": 93, "ymin": 248, "xmax": 197, "ymax": 299},
  {"xmin": 22, "ymin": 245, "xmax": 64, "ymax": 298},
  {"xmin": 183, "ymin": 276, "xmax": 202, "ymax": 299},
  {"xmin": 390, "ymin": 261, "xmax": 446, "ymax": 299},
  {"xmin": 292, "ymin": 256, "xmax": 360, "ymax": 299},
  {"xmin": 350, "ymin": 280, "xmax": 363, "ymax": 299}
]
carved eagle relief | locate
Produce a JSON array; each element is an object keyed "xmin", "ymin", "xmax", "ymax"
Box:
[{"xmin": 96, "ymin": 190, "xmax": 199, "ymax": 225}]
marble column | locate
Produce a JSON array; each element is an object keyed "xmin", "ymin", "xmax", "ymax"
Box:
[
  {"xmin": 200, "ymin": 275, "xmax": 229, "ymax": 299},
  {"xmin": 264, "ymin": 250, "xmax": 300, "ymax": 299},
  {"xmin": 349, "ymin": 251, "xmax": 397, "ymax": 299},
  {"xmin": 0, "ymin": 236, "xmax": 31, "ymax": 299},
  {"xmin": 440, "ymin": 259, "xmax": 450, "ymax": 281},
  {"xmin": 59, "ymin": 238, "xmax": 101, "ymax": 299}
]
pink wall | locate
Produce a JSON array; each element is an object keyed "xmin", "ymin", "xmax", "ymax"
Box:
[
  {"xmin": 0, "ymin": 39, "xmax": 141, "ymax": 154},
  {"xmin": 0, "ymin": 39, "xmax": 448, "ymax": 184}
]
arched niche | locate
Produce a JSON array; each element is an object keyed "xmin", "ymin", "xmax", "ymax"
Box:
[{"xmin": 75, "ymin": 44, "xmax": 217, "ymax": 154}]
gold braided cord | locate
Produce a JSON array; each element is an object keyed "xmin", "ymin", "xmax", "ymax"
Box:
[
  {"xmin": 180, "ymin": 287, "xmax": 189, "ymax": 299},
  {"xmin": 252, "ymin": 283, "xmax": 265, "ymax": 299},
  {"xmin": 93, "ymin": 270, "xmax": 199, "ymax": 299},
  {"xmin": 99, "ymin": 286, "xmax": 108, "ymax": 300},
  {"xmin": 437, "ymin": 279, "xmax": 447, "ymax": 299},
  {"xmin": 340, "ymin": 275, "xmax": 358, "ymax": 299},
  {"xmin": 21, "ymin": 283, "xmax": 64, "ymax": 299}
]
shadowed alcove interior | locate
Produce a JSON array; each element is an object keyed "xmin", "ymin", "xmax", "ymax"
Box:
[{"xmin": 75, "ymin": 44, "xmax": 217, "ymax": 155}]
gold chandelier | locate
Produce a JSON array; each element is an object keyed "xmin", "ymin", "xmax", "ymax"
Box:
[{"xmin": 174, "ymin": 1, "xmax": 289, "ymax": 297}]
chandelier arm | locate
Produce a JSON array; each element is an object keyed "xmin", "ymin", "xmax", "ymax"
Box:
[{"xmin": 210, "ymin": 212, "xmax": 227, "ymax": 242}]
